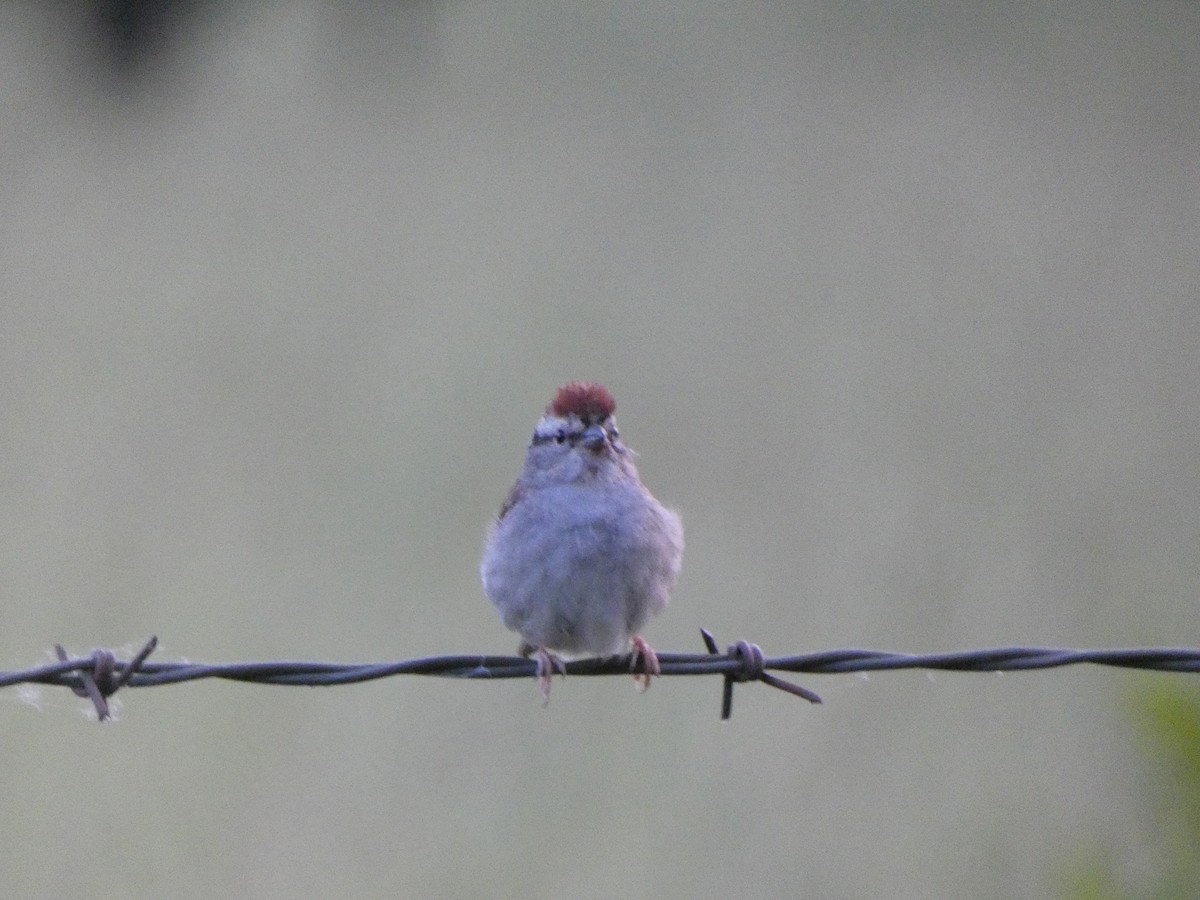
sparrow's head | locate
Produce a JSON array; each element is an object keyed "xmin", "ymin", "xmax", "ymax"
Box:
[{"xmin": 526, "ymin": 382, "xmax": 627, "ymax": 476}]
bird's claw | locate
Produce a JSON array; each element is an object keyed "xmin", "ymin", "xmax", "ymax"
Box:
[
  {"xmin": 629, "ymin": 635, "xmax": 660, "ymax": 693},
  {"xmin": 531, "ymin": 646, "xmax": 566, "ymax": 706}
]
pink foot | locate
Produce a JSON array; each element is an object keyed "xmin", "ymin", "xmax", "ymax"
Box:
[
  {"xmin": 629, "ymin": 635, "xmax": 661, "ymax": 693},
  {"xmin": 528, "ymin": 646, "xmax": 566, "ymax": 706}
]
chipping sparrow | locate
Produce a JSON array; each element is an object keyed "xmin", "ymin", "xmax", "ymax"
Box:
[{"xmin": 481, "ymin": 382, "xmax": 684, "ymax": 703}]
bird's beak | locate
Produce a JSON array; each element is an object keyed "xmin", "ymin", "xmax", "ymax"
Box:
[{"xmin": 581, "ymin": 424, "xmax": 607, "ymax": 451}]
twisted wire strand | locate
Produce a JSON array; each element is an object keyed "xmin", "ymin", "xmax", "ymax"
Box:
[{"xmin": 4, "ymin": 632, "xmax": 1198, "ymax": 721}]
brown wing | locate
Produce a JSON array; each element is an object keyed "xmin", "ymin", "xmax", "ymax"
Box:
[{"xmin": 496, "ymin": 480, "xmax": 523, "ymax": 521}]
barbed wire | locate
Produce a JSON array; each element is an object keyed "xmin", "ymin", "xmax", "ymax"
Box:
[{"xmin": 4, "ymin": 630, "xmax": 1199, "ymax": 722}]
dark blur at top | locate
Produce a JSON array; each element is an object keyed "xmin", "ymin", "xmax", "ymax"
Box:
[{"xmin": 87, "ymin": 0, "xmax": 207, "ymax": 92}]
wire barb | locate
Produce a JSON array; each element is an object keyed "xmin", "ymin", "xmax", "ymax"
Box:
[
  {"xmin": 5, "ymin": 634, "xmax": 1200, "ymax": 722},
  {"xmin": 52, "ymin": 635, "xmax": 158, "ymax": 721},
  {"xmin": 702, "ymin": 630, "xmax": 822, "ymax": 720}
]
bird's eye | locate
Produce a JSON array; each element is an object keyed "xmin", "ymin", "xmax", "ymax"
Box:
[{"xmin": 555, "ymin": 429, "xmax": 566, "ymax": 444}]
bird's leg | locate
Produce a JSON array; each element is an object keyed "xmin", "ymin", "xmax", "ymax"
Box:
[
  {"xmin": 629, "ymin": 635, "xmax": 661, "ymax": 693},
  {"xmin": 521, "ymin": 642, "xmax": 566, "ymax": 706}
]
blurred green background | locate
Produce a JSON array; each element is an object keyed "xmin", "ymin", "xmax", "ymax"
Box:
[{"xmin": 2, "ymin": 2, "xmax": 1198, "ymax": 897}]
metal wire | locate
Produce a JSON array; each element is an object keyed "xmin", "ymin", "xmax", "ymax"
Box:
[{"xmin": 4, "ymin": 631, "xmax": 1199, "ymax": 721}]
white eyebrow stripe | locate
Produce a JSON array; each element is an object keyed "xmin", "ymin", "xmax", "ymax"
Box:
[{"xmin": 532, "ymin": 416, "xmax": 572, "ymax": 441}]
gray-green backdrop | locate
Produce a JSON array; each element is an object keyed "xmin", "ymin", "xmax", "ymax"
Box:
[{"xmin": 2, "ymin": 2, "xmax": 1197, "ymax": 897}]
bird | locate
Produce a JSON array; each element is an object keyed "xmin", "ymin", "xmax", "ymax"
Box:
[{"xmin": 481, "ymin": 382, "xmax": 684, "ymax": 703}]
